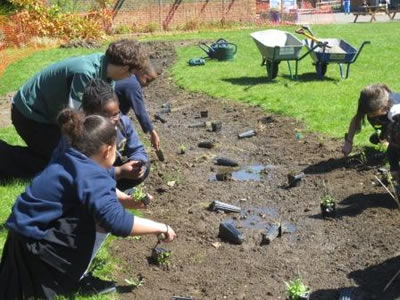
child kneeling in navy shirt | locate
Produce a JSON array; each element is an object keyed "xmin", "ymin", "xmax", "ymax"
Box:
[{"xmin": 0, "ymin": 109, "xmax": 176, "ymax": 299}]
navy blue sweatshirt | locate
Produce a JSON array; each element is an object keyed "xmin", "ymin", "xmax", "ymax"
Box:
[
  {"xmin": 51, "ymin": 115, "xmax": 148, "ymax": 176},
  {"xmin": 115, "ymin": 76, "xmax": 154, "ymax": 134},
  {"xmin": 117, "ymin": 115, "xmax": 148, "ymax": 163},
  {"xmin": 7, "ymin": 147, "xmax": 134, "ymax": 240}
]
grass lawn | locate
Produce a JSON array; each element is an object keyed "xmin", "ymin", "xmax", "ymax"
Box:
[{"xmin": 0, "ymin": 22, "xmax": 399, "ymax": 299}]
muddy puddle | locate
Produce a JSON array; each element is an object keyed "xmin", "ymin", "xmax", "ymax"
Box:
[{"xmin": 209, "ymin": 164, "xmax": 276, "ymax": 182}]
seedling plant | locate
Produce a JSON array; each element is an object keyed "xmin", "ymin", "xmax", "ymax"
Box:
[
  {"xmin": 133, "ymin": 184, "xmax": 146, "ymax": 201},
  {"xmin": 124, "ymin": 276, "xmax": 145, "ymax": 288},
  {"xmin": 285, "ymin": 278, "xmax": 310, "ymax": 300},
  {"xmin": 179, "ymin": 144, "xmax": 186, "ymax": 154},
  {"xmin": 156, "ymin": 250, "xmax": 171, "ymax": 266},
  {"xmin": 320, "ymin": 193, "xmax": 335, "ymax": 207}
]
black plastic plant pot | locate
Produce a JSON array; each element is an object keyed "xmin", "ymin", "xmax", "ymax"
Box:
[
  {"xmin": 151, "ymin": 247, "xmax": 171, "ymax": 265},
  {"xmin": 211, "ymin": 121, "xmax": 222, "ymax": 132},
  {"xmin": 198, "ymin": 141, "xmax": 215, "ymax": 149},
  {"xmin": 338, "ymin": 288, "xmax": 353, "ymax": 300},
  {"xmin": 188, "ymin": 122, "xmax": 205, "ymax": 128},
  {"xmin": 156, "ymin": 149, "xmax": 165, "ymax": 162},
  {"xmin": 215, "ymin": 172, "xmax": 232, "ymax": 181},
  {"xmin": 218, "ymin": 222, "xmax": 245, "ymax": 244},
  {"xmin": 320, "ymin": 203, "xmax": 336, "ymax": 218},
  {"xmin": 287, "ymin": 172, "xmax": 305, "ymax": 188},
  {"xmin": 214, "ymin": 157, "xmax": 239, "ymax": 167},
  {"xmin": 261, "ymin": 223, "xmax": 281, "ymax": 245},
  {"xmin": 238, "ymin": 130, "xmax": 257, "ymax": 139},
  {"xmin": 171, "ymin": 297, "xmax": 195, "ymax": 300},
  {"xmin": 200, "ymin": 110, "xmax": 208, "ymax": 118},
  {"xmin": 209, "ymin": 200, "xmax": 241, "ymax": 213},
  {"xmin": 290, "ymin": 292, "xmax": 311, "ymax": 300}
]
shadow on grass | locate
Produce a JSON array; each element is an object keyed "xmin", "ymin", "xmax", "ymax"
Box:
[
  {"xmin": 0, "ymin": 223, "xmax": 7, "ymax": 232},
  {"xmin": 280, "ymin": 71, "xmax": 339, "ymax": 82},
  {"xmin": 221, "ymin": 76, "xmax": 275, "ymax": 87},
  {"xmin": 302, "ymin": 147, "xmax": 386, "ymax": 175}
]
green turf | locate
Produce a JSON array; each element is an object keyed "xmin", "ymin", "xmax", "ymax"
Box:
[{"xmin": 170, "ymin": 23, "xmax": 400, "ymax": 145}]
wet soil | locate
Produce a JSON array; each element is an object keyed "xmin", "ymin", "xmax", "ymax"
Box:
[
  {"xmin": 111, "ymin": 41, "xmax": 400, "ymax": 300},
  {"xmin": 1, "ymin": 41, "xmax": 399, "ymax": 300}
]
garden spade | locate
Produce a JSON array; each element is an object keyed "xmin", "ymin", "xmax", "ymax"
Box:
[
  {"xmin": 374, "ymin": 175, "xmax": 400, "ymax": 209},
  {"xmin": 153, "ymin": 233, "xmax": 166, "ymax": 250},
  {"xmin": 383, "ymin": 268, "xmax": 400, "ymax": 292}
]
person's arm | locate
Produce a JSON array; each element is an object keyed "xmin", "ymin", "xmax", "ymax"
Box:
[
  {"xmin": 116, "ymin": 188, "xmax": 147, "ymax": 209},
  {"xmin": 130, "ymin": 217, "xmax": 176, "ymax": 242},
  {"xmin": 116, "ymin": 78, "xmax": 154, "ymax": 133},
  {"xmin": 343, "ymin": 115, "xmax": 359, "ymax": 156},
  {"xmin": 82, "ymin": 172, "xmax": 175, "ymax": 241}
]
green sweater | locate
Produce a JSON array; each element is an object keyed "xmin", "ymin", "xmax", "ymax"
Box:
[{"xmin": 13, "ymin": 53, "xmax": 111, "ymax": 124}]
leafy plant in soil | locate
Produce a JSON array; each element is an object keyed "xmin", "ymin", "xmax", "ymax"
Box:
[
  {"xmin": 152, "ymin": 247, "xmax": 172, "ymax": 267},
  {"xmin": 132, "ymin": 184, "xmax": 146, "ymax": 201},
  {"xmin": 320, "ymin": 193, "xmax": 336, "ymax": 218},
  {"xmin": 179, "ymin": 144, "xmax": 186, "ymax": 154},
  {"xmin": 124, "ymin": 276, "xmax": 145, "ymax": 288},
  {"xmin": 285, "ymin": 278, "xmax": 310, "ymax": 300}
]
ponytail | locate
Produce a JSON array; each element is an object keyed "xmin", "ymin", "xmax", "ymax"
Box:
[{"xmin": 57, "ymin": 109, "xmax": 116, "ymax": 157}]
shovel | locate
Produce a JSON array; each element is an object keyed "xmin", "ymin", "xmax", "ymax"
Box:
[{"xmin": 295, "ymin": 26, "xmax": 331, "ymax": 49}]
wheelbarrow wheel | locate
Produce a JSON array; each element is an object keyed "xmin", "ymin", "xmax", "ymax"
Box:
[
  {"xmin": 266, "ymin": 60, "xmax": 279, "ymax": 80},
  {"xmin": 315, "ymin": 62, "xmax": 327, "ymax": 79}
]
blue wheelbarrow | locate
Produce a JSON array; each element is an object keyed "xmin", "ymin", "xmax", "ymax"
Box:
[
  {"xmin": 296, "ymin": 26, "xmax": 370, "ymax": 79},
  {"xmin": 199, "ymin": 38, "xmax": 238, "ymax": 61}
]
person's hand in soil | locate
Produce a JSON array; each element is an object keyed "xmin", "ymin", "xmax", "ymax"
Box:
[
  {"xmin": 163, "ymin": 224, "xmax": 176, "ymax": 242},
  {"xmin": 117, "ymin": 160, "xmax": 146, "ymax": 180},
  {"xmin": 150, "ymin": 129, "xmax": 160, "ymax": 151},
  {"xmin": 342, "ymin": 132, "xmax": 353, "ymax": 156}
]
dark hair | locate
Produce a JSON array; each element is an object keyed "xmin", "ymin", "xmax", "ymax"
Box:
[
  {"xmin": 105, "ymin": 39, "xmax": 149, "ymax": 71},
  {"xmin": 57, "ymin": 109, "xmax": 116, "ymax": 157},
  {"xmin": 354, "ymin": 83, "xmax": 392, "ymax": 133},
  {"xmin": 81, "ymin": 79, "xmax": 118, "ymax": 115}
]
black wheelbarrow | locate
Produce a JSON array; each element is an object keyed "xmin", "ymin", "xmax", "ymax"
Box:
[
  {"xmin": 199, "ymin": 38, "xmax": 238, "ymax": 61},
  {"xmin": 296, "ymin": 26, "xmax": 370, "ymax": 79}
]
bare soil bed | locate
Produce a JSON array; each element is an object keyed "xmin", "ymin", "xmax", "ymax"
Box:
[
  {"xmin": 1, "ymin": 41, "xmax": 399, "ymax": 300},
  {"xmin": 109, "ymin": 41, "xmax": 400, "ymax": 300}
]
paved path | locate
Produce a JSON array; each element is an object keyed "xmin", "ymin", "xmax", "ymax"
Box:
[{"xmin": 297, "ymin": 11, "xmax": 400, "ymax": 24}]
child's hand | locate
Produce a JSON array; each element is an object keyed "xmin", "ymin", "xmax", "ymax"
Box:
[
  {"xmin": 120, "ymin": 160, "xmax": 145, "ymax": 180},
  {"xmin": 150, "ymin": 130, "xmax": 160, "ymax": 151}
]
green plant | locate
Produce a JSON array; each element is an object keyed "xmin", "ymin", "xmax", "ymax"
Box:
[
  {"xmin": 320, "ymin": 193, "xmax": 335, "ymax": 206},
  {"xmin": 156, "ymin": 250, "xmax": 171, "ymax": 266},
  {"xmin": 179, "ymin": 144, "xmax": 186, "ymax": 154},
  {"xmin": 142, "ymin": 22, "xmax": 159, "ymax": 33},
  {"xmin": 132, "ymin": 184, "xmax": 146, "ymax": 201},
  {"xmin": 285, "ymin": 278, "xmax": 310, "ymax": 299},
  {"xmin": 124, "ymin": 276, "xmax": 144, "ymax": 288},
  {"xmin": 114, "ymin": 24, "xmax": 132, "ymax": 34}
]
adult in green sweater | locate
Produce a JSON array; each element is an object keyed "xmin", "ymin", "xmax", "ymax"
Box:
[{"xmin": 0, "ymin": 39, "xmax": 149, "ymax": 178}]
